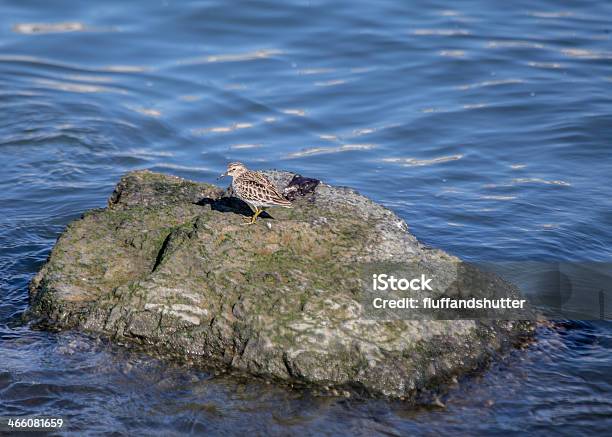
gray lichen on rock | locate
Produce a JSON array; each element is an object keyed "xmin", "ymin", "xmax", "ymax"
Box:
[{"xmin": 27, "ymin": 169, "xmax": 533, "ymax": 398}]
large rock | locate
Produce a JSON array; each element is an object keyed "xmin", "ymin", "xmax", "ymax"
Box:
[{"xmin": 28, "ymin": 170, "xmax": 533, "ymax": 398}]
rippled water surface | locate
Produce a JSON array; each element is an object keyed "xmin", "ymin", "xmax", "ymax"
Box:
[{"xmin": 1, "ymin": 0, "xmax": 611, "ymax": 435}]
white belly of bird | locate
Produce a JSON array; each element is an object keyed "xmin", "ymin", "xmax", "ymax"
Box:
[{"xmin": 245, "ymin": 199, "xmax": 269, "ymax": 208}]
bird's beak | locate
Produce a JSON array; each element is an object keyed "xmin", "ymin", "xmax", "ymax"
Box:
[{"xmin": 217, "ymin": 171, "xmax": 228, "ymax": 180}]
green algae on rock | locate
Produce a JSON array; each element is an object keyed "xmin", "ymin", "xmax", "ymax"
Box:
[{"xmin": 28, "ymin": 170, "xmax": 533, "ymax": 398}]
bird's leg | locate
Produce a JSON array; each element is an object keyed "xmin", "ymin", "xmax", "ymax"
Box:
[
  {"xmin": 242, "ymin": 207, "xmax": 262, "ymax": 225},
  {"xmin": 250, "ymin": 207, "xmax": 263, "ymax": 224}
]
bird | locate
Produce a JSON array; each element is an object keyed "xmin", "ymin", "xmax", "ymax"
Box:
[{"xmin": 218, "ymin": 162, "xmax": 292, "ymax": 224}]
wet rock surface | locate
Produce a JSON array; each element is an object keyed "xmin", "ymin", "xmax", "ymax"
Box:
[{"xmin": 27, "ymin": 170, "xmax": 533, "ymax": 398}]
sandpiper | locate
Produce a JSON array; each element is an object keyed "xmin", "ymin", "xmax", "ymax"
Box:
[{"xmin": 218, "ymin": 162, "xmax": 292, "ymax": 224}]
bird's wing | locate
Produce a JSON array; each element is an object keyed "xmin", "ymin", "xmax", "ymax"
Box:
[{"xmin": 237, "ymin": 173, "xmax": 292, "ymax": 206}]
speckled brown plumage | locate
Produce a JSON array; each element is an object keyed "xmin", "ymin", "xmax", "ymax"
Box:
[{"xmin": 220, "ymin": 162, "xmax": 291, "ymax": 224}]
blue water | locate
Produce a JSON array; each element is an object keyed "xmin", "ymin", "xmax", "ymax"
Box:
[{"xmin": 1, "ymin": 0, "xmax": 611, "ymax": 434}]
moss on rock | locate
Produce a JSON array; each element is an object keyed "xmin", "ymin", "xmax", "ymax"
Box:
[{"xmin": 27, "ymin": 170, "xmax": 533, "ymax": 398}]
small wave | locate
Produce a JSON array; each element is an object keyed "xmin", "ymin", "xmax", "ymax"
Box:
[
  {"xmin": 561, "ymin": 48, "xmax": 612, "ymax": 60},
  {"xmin": 297, "ymin": 68, "xmax": 335, "ymax": 75},
  {"xmin": 447, "ymin": 222, "xmax": 464, "ymax": 227},
  {"xmin": 527, "ymin": 11, "xmax": 574, "ymax": 19},
  {"xmin": 230, "ymin": 144, "xmax": 261, "ymax": 149},
  {"xmin": 480, "ymin": 195, "xmax": 517, "ymax": 201},
  {"xmin": 314, "ymin": 80, "xmax": 346, "ymax": 87},
  {"xmin": 512, "ymin": 178, "xmax": 571, "ymax": 186},
  {"xmin": 66, "ymin": 74, "xmax": 114, "ymax": 83},
  {"xmin": 463, "ymin": 103, "xmax": 488, "ymax": 109},
  {"xmin": 382, "ymin": 154, "xmax": 463, "ymax": 167},
  {"xmin": 439, "ymin": 50, "xmax": 466, "ymax": 57},
  {"xmin": 282, "ymin": 109, "xmax": 306, "ymax": 116},
  {"xmin": 487, "ymin": 40, "xmax": 546, "ymax": 49},
  {"xmin": 0, "ymin": 90, "xmax": 42, "ymax": 97},
  {"xmin": 208, "ymin": 49, "xmax": 282, "ymax": 62},
  {"xmin": 192, "ymin": 123, "xmax": 253, "ymax": 135},
  {"xmin": 13, "ymin": 22, "xmax": 88, "ymax": 34},
  {"xmin": 352, "ymin": 128, "xmax": 376, "ymax": 136},
  {"xmin": 180, "ymin": 49, "xmax": 282, "ymax": 65},
  {"xmin": 0, "ymin": 55, "xmax": 147, "ymax": 75},
  {"xmin": 126, "ymin": 106, "xmax": 162, "ymax": 118},
  {"xmin": 101, "ymin": 65, "xmax": 148, "ymax": 73},
  {"xmin": 33, "ymin": 78, "xmax": 125, "ymax": 94},
  {"xmin": 286, "ymin": 144, "xmax": 375, "ymax": 158},
  {"xmin": 120, "ymin": 148, "xmax": 174, "ymax": 158},
  {"xmin": 179, "ymin": 95, "xmax": 203, "ymax": 102},
  {"xmin": 438, "ymin": 10, "xmax": 462, "ymax": 17},
  {"xmin": 411, "ymin": 28, "xmax": 470, "ymax": 36},
  {"xmin": 527, "ymin": 61, "xmax": 564, "ymax": 69},
  {"xmin": 319, "ymin": 134, "xmax": 338, "ymax": 141},
  {"xmin": 108, "ymin": 149, "xmax": 174, "ymax": 162},
  {"xmin": 151, "ymin": 163, "xmax": 211, "ymax": 172},
  {"xmin": 458, "ymin": 79, "xmax": 524, "ymax": 90},
  {"xmin": 350, "ymin": 67, "xmax": 376, "ymax": 74}
]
